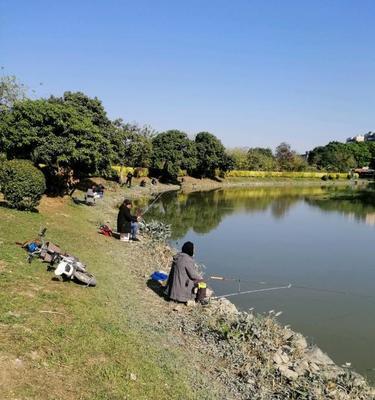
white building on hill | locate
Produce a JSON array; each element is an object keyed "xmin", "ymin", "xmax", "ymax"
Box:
[{"xmin": 346, "ymin": 132, "xmax": 375, "ymax": 143}]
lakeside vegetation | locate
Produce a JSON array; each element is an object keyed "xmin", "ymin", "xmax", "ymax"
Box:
[
  {"xmin": 0, "ymin": 73, "xmax": 374, "ymax": 211},
  {"xmin": 1, "ymin": 185, "xmax": 374, "ymax": 399},
  {"xmin": 0, "ymin": 190, "xmax": 223, "ymax": 399}
]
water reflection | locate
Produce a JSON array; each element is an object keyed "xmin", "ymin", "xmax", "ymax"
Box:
[
  {"xmin": 146, "ymin": 186, "xmax": 375, "ymax": 238},
  {"xmin": 146, "ymin": 185, "xmax": 375, "ymax": 381},
  {"xmin": 306, "ymin": 188, "xmax": 375, "ymax": 226}
]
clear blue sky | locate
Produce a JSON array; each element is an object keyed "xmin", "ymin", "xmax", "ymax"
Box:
[{"xmin": 1, "ymin": 0, "xmax": 374, "ymax": 152}]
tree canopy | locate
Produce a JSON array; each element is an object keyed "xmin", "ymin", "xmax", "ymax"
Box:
[
  {"xmin": 194, "ymin": 132, "xmax": 229, "ymax": 177},
  {"xmin": 151, "ymin": 130, "xmax": 197, "ymax": 179},
  {"xmin": 307, "ymin": 141, "xmax": 372, "ymax": 171},
  {"xmin": 0, "ymin": 97, "xmax": 113, "ymax": 178},
  {"xmin": 247, "ymin": 147, "xmax": 276, "ymax": 171}
]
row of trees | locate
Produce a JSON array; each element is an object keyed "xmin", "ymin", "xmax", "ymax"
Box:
[
  {"xmin": 1, "ymin": 74, "xmax": 374, "ymax": 197},
  {"xmin": 227, "ymin": 143, "xmax": 308, "ymax": 172},
  {"xmin": 0, "ymin": 77, "xmax": 232, "ymax": 193},
  {"xmin": 307, "ymin": 141, "xmax": 375, "ymax": 171},
  {"xmin": 228, "ymin": 140, "xmax": 375, "ymax": 172}
]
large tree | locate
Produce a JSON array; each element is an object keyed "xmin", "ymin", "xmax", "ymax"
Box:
[
  {"xmin": 151, "ymin": 130, "xmax": 197, "ymax": 179},
  {"xmin": 0, "ymin": 97, "xmax": 113, "ymax": 191},
  {"xmin": 308, "ymin": 142, "xmax": 357, "ymax": 171},
  {"xmin": 226, "ymin": 147, "xmax": 249, "ymax": 169},
  {"xmin": 275, "ymin": 142, "xmax": 306, "ymax": 171},
  {"xmin": 111, "ymin": 120, "xmax": 153, "ymax": 167},
  {"xmin": 194, "ymin": 132, "xmax": 228, "ymax": 177},
  {"xmin": 0, "ymin": 75, "xmax": 27, "ymax": 111},
  {"xmin": 247, "ymin": 147, "xmax": 276, "ymax": 171}
]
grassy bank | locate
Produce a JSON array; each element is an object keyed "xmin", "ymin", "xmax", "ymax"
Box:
[
  {"xmin": 1, "ymin": 185, "xmax": 374, "ymax": 399},
  {"xmin": 0, "ymin": 190, "xmax": 222, "ymax": 400},
  {"xmin": 178, "ymin": 176, "xmax": 365, "ymax": 193}
]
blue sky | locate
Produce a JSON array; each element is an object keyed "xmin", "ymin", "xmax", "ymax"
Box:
[{"xmin": 1, "ymin": 0, "xmax": 374, "ymax": 152}]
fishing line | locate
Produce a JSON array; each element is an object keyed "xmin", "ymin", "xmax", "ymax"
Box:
[{"xmin": 208, "ymin": 275, "xmax": 375, "ymax": 302}]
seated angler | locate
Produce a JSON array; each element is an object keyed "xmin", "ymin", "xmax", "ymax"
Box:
[
  {"xmin": 166, "ymin": 241, "xmax": 207, "ymax": 304},
  {"xmin": 117, "ymin": 199, "xmax": 141, "ymax": 242}
]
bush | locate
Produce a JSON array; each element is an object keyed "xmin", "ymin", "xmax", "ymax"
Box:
[
  {"xmin": 0, "ymin": 159, "xmax": 46, "ymax": 210},
  {"xmin": 321, "ymin": 175, "xmax": 328, "ymax": 181},
  {"xmin": 227, "ymin": 170, "xmax": 347, "ymax": 179},
  {"xmin": 111, "ymin": 166, "xmax": 149, "ymax": 182}
]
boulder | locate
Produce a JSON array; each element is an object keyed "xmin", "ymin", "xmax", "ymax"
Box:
[
  {"xmin": 294, "ymin": 360, "xmax": 309, "ymax": 376},
  {"xmin": 273, "ymin": 349, "xmax": 290, "ymax": 366},
  {"xmin": 293, "ymin": 333, "xmax": 308, "ymax": 350},
  {"xmin": 278, "ymin": 365, "xmax": 299, "ymax": 380},
  {"xmin": 304, "ymin": 347, "xmax": 334, "ymax": 366},
  {"xmin": 211, "ymin": 298, "xmax": 238, "ymax": 316}
]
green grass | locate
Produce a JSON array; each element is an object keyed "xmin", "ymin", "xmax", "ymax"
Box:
[{"xmin": 0, "ymin": 193, "xmax": 217, "ymax": 400}]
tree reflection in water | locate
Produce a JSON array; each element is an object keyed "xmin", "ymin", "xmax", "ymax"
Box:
[{"xmin": 143, "ymin": 186, "xmax": 371, "ymax": 240}]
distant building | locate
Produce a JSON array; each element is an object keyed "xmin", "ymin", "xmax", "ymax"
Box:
[
  {"xmin": 364, "ymin": 132, "xmax": 375, "ymax": 142},
  {"xmin": 346, "ymin": 135, "xmax": 365, "ymax": 143},
  {"xmin": 346, "ymin": 132, "xmax": 375, "ymax": 143}
]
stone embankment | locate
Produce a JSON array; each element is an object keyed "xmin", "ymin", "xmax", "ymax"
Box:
[
  {"xmin": 175, "ymin": 297, "xmax": 374, "ymax": 399},
  {"xmin": 146, "ymin": 240, "xmax": 374, "ymax": 400}
]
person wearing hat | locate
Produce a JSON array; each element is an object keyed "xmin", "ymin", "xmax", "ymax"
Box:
[{"xmin": 166, "ymin": 241, "xmax": 204, "ymax": 303}]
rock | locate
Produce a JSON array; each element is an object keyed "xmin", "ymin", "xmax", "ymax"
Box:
[
  {"xmin": 130, "ymin": 373, "xmax": 137, "ymax": 381},
  {"xmin": 293, "ymin": 333, "xmax": 308, "ymax": 350},
  {"xmin": 214, "ymin": 298, "xmax": 238, "ymax": 315},
  {"xmin": 30, "ymin": 351, "xmax": 39, "ymax": 360},
  {"xmin": 7, "ymin": 311, "xmax": 21, "ymax": 318},
  {"xmin": 14, "ymin": 358, "xmax": 23, "ymax": 369},
  {"xmin": 304, "ymin": 347, "xmax": 334, "ymax": 366},
  {"xmin": 283, "ymin": 328, "xmax": 294, "ymax": 341},
  {"xmin": 321, "ymin": 366, "xmax": 343, "ymax": 381},
  {"xmin": 278, "ymin": 365, "xmax": 299, "ymax": 380},
  {"xmin": 309, "ymin": 362, "xmax": 320, "ymax": 373},
  {"xmin": 186, "ymin": 300, "xmax": 196, "ymax": 307},
  {"xmin": 351, "ymin": 372, "xmax": 366, "ymax": 388},
  {"xmin": 294, "ymin": 360, "xmax": 309, "ymax": 376},
  {"xmin": 273, "ymin": 352, "xmax": 284, "ymax": 365},
  {"xmin": 273, "ymin": 349, "xmax": 289, "ymax": 365}
]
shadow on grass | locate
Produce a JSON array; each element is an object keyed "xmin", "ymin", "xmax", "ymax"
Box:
[
  {"xmin": 146, "ymin": 279, "xmax": 169, "ymax": 302},
  {"xmin": 0, "ymin": 200, "xmax": 39, "ymax": 213}
]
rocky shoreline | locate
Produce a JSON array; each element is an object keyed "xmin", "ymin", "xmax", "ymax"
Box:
[
  {"xmin": 95, "ymin": 180, "xmax": 374, "ymax": 399},
  {"xmin": 144, "ymin": 240, "xmax": 374, "ymax": 400}
]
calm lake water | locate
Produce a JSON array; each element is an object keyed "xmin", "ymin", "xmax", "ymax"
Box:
[{"xmin": 146, "ymin": 185, "xmax": 375, "ymax": 381}]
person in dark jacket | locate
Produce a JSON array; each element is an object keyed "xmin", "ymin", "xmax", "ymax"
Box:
[
  {"xmin": 166, "ymin": 241, "xmax": 202, "ymax": 303},
  {"xmin": 125, "ymin": 172, "xmax": 133, "ymax": 188},
  {"xmin": 117, "ymin": 199, "xmax": 140, "ymax": 241}
]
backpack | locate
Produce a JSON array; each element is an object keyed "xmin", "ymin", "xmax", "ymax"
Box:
[{"xmin": 99, "ymin": 224, "xmax": 112, "ymax": 237}]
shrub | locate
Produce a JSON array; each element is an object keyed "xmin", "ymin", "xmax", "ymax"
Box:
[
  {"xmin": 111, "ymin": 166, "xmax": 150, "ymax": 181},
  {"xmin": 226, "ymin": 170, "xmax": 347, "ymax": 179},
  {"xmin": 133, "ymin": 167, "xmax": 148, "ymax": 178},
  {"xmin": 0, "ymin": 159, "xmax": 46, "ymax": 210},
  {"xmin": 321, "ymin": 175, "xmax": 328, "ymax": 181}
]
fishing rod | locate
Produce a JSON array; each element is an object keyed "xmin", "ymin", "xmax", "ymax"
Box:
[
  {"xmin": 141, "ymin": 192, "xmax": 164, "ymax": 216},
  {"xmin": 211, "ymin": 283, "xmax": 292, "ymax": 300},
  {"xmin": 208, "ymin": 275, "xmax": 292, "ymax": 299},
  {"xmin": 209, "ymin": 275, "xmax": 284, "ymax": 292}
]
